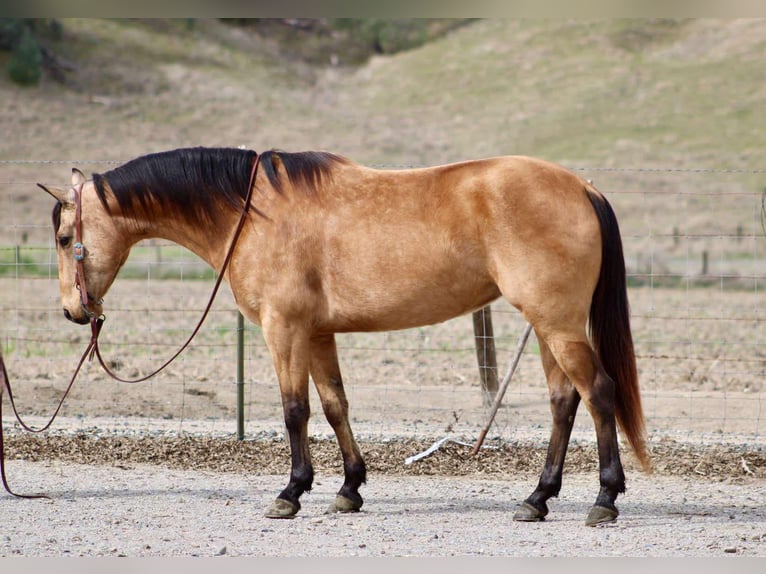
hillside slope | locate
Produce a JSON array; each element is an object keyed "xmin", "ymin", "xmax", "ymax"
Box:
[
  {"xmin": 320, "ymin": 18, "xmax": 766, "ymax": 169},
  {"xmin": 3, "ymin": 19, "xmax": 765, "ymax": 165},
  {"xmin": 2, "ymin": 18, "xmax": 765, "ymax": 245}
]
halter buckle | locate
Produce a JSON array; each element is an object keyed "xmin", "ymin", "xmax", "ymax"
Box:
[{"xmin": 73, "ymin": 242, "xmax": 85, "ymax": 261}]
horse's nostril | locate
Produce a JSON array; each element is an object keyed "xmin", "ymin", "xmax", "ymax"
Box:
[{"xmin": 63, "ymin": 308, "xmax": 72, "ymax": 321}]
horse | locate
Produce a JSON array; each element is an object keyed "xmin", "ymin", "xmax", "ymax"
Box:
[{"xmin": 39, "ymin": 146, "xmax": 651, "ymax": 526}]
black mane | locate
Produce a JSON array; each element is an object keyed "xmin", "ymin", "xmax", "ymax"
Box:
[{"xmin": 92, "ymin": 147, "xmax": 345, "ymax": 225}]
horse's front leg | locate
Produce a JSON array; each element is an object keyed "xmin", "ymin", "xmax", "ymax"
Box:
[
  {"xmin": 261, "ymin": 317, "xmax": 313, "ymax": 519},
  {"xmin": 309, "ymin": 334, "xmax": 366, "ymax": 513}
]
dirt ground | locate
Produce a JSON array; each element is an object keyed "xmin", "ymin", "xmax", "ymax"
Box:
[{"xmin": 1, "ymin": 459, "xmax": 765, "ymax": 557}]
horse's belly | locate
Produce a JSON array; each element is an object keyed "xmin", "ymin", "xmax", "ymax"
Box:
[
  {"xmin": 324, "ymin": 272, "xmax": 501, "ymax": 333},
  {"xmin": 316, "ymin": 213, "xmax": 500, "ymax": 332}
]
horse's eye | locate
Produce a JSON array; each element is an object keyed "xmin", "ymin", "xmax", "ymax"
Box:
[{"xmin": 58, "ymin": 236, "xmax": 71, "ymax": 248}]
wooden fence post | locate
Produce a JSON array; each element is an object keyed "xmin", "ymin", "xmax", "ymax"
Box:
[{"xmin": 472, "ymin": 306, "xmax": 498, "ymax": 406}]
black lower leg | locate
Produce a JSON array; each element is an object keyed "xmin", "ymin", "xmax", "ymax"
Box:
[
  {"xmin": 521, "ymin": 388, "xmax": 580, "ymax": 518},
  {"xmin": 337, "ymin": 459, "xmax": 367, "ymax": 508},
  {"xmin": 314, "ymin": 366, "xmax": 367, "ymax": 510},
  {"xmin": 589, "ymin": 373, "xmax": 626, "ymax": 514},
  {"xmin": 583, "ymin": 452, "xmax": 625, "ymax": 526},
  {"xmin": 592, "ymin": 436, "xmax": 626, "ymax": 512},
  {"xmin": 277, "ymin": 398, "xmax": 313, "ymax": 508}
]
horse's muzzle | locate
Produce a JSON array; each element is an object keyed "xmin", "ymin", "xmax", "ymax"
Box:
[{"xmin": 63, "ymin": 308, "xmax": 90, "ymax": 325}]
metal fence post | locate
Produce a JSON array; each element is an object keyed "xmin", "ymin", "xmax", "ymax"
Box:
[{"xmin": 236, "ymin": 311, "xmax": 245, "ymax": 440}]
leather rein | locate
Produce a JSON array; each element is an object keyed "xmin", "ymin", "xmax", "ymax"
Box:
[{"xmin": 0, "ymin": 153, "xmax": 261, "ymax": 498}]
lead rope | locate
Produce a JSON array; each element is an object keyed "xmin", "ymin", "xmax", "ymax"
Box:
[
  {"xmin": 1, "ymin": 338, "xmax": 99, "ymax": 498},
  {"xmin": 1, "ymin": 153, "xmax": 260, "ymax": 497}
]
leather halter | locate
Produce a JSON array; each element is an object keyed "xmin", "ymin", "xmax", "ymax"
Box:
[{"xmin": 71, "ymin": 178, "xmax": 100, "ymax": 319}]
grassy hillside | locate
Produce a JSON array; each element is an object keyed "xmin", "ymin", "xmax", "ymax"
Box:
[
  {"xmin": 1, "ymin": 18, "xmax": 764, "ymax": 281},
  {"xmin": 3, "ymin": 18, "xmax": 764, "ymax": 166},
  {"xmin": 324, "ymin": 18, "xmax": 766, "ymax": 169}
]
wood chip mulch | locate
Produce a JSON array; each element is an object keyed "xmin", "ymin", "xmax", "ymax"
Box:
[{"xmin": 3, "ymin": 433, "xmax": 764, "ymax": 481}]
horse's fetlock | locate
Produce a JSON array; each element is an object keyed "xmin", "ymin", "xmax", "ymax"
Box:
[
  {"xmin": 344, "ymin": 459, "xmax": 367, "ymax": 486},
  {"xmin": 291, "ymin": 464, "xmax": 314, "ymax": 490},
  {"xmin": 598, "ymin": 468, "xmax": 626, "ymax": 495},
  {"xmin": 537, "ymin": 478, "xmax": 562, "ymax": 498}
]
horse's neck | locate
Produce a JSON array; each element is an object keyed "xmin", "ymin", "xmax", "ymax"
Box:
[{"xmin": 124, "ymin": 212, "xmax": 238, "ymax": 274}]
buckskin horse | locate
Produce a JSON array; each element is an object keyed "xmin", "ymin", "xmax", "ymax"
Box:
[{"xmin": 39, "ymin": 147, "xmax": 650, "ymax": 525}]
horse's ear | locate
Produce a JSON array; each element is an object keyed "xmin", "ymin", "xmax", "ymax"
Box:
[
  {"xmin": 71, "ymin": 168, "xmax": 86, "ymax": 186},
  {"xmin": 37, "ymin": 183, "xmax": 74, "ymax": 204}
]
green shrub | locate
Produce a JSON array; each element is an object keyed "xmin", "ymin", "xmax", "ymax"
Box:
[
  {"xmin": 6, "ymin": 27, "xmax": 42, "ymax": 86},
  {"xmin": 335, "ymin": 19, "xmax": 475, "ymax": 55}
]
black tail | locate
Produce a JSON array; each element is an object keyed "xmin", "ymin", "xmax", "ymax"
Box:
[{"xmin": 586, "ymin": 188, "xmax": 651, "ymax": 472}]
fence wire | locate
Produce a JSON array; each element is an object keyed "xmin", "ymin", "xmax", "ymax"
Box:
[{"xmin": 1, "ymin": 159, "xmax": 764, "ymax": 449}]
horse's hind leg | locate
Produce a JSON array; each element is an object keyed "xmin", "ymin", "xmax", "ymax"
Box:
[
  {"xmin": 544, "ymin": 336, "xmax": 626, "ymax": 526},
  {"xmin": 309, "ymin": 334, "xmax": 366, "ymax": 513},
  {"xmin": 514, "ymin": 335, "xmax": 581, "ymax": 522}
]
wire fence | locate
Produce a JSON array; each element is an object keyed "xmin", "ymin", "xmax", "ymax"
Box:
[{"xmin": 1, "ymin": 158, "xmax": 764, "ymax": 449}]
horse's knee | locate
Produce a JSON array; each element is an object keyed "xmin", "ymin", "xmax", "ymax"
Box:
[{"xmin": 283, "ymin": 397, "xmax": 310, "ymax": 431}]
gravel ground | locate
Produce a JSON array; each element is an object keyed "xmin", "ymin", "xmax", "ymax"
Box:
[
  {"xmin": 1, "ymin": 423, "xmax": 765, "ymax": 558},
  {"xmin": 1, "ymin": 459, "xmax": 765, "ymax": 557}
]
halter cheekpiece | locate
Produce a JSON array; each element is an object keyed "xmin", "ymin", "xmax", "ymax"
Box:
[{"xmin": 71, "ymin": 179, "xmax": 100, "ymax": 317}]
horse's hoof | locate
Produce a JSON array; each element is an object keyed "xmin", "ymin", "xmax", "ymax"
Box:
[
  {"xmin": 264, "ymin": 498, "xmax": 300, "ymax": 519},
  {"xmin": 585, "ymin": 505, "xmax": 618, "ymax": 526},
  {"xmin": 326, "ymin": 494, "xmax": 362, "ymax": 514},
  {"xmin": 513, "ymin": 501, "xmax": 547, "ymax": 522}
]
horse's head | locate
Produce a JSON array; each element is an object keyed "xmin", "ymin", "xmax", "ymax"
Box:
[{"xmin": 39, "ymin": 169, "xmax": 129, "ymax": 325}]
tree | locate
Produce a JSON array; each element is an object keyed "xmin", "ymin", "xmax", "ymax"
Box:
[
  {"xmin": 1, "ymin": 19, "xmax": 64, "ymax": 86},
  {"xmin": 6, "ymin": 26, "xmax": 42, "ymax": 86}
]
